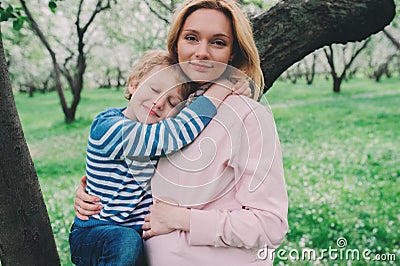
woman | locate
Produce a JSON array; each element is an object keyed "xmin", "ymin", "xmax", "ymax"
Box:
[{"xmin": 74, "ymin": 0, "xmax": 288, "ymax": 265}]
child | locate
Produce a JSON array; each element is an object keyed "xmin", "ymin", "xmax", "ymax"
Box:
[{"xmin": 69, "ymin": 50, "xmax": 249, "ymax": 265}]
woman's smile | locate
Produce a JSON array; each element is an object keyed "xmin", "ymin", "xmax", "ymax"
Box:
[
  {"xmin": 189, "ymin": 60, "xmax": 214, "ymax": 72},
  {"xmin": 176, "ymin": 9, "xmax": 234, "ymax": 82}
]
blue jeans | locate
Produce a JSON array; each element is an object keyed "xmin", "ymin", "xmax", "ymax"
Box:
[{"xmin": 69, "ymin": 223, "xmax": 146, "ymax": 266}]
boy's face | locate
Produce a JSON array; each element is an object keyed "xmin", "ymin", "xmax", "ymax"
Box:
[{"xmin": 126, "ymin": 65, "xmax": 184, "ymax": 124}]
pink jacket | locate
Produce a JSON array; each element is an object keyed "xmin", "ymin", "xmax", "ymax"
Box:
[{"xmin": 145, "ymin": 96, "xmax": 288, "ymax": 266}]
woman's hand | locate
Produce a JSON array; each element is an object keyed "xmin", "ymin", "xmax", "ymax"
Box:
[
  {"xmin": 74, "ymin": 176, "xmax": 102, "ymax": 220},
  {"xmin": 142, "ymin": 201, "xmax": 190, "ymax": 239}
]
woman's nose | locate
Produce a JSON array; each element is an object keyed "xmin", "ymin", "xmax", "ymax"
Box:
[{"xmin": 195, "ymin": 41, "xmax": 209, "ymax": 59}]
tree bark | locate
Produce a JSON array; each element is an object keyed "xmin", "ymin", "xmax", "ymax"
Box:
[
  {"xmin": 0, "ymin": 26, "xmax": 60, "ymax": 265},
  {"xmin": 333, "ymin": 77, "xmax": 342, "ymax": 93},
  {"xmin": 253, "ymin": 0, "xmax": 396, "ymax": 92}
]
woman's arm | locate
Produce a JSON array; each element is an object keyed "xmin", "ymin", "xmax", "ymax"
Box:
[{"xmin": 74, "ymin": 176, "xmax": 102, "ymax": 220}]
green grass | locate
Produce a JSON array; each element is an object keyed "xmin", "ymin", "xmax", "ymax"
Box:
[
  {"xmin": 264, "ymin": 77, "xmax": 400, "ymax": 265},
  {"xmin": 15, "ymin": 88, "xmax": 126, "ymax": 265},
  {"xmin": 14, "ymin": 78, "xmax": 400, "ymax": 265}
]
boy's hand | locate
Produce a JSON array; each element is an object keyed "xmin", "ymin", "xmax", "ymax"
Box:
[
  {"xmin": 203, "ymin": 78, "xmax": 252, "ymax": 107},
  {"xmin": 231, "ymin": 78, "xmax": 251, "ymax": 98}
]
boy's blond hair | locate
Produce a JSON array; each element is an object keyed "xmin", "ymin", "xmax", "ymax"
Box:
[{"xmin": 124, "ymin": 50, "xmax": 192, "ymax": 101}]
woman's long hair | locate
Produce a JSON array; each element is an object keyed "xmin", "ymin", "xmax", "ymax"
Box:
[{"xmin": 167, "ymin": 0, "xmax": 264, "ymax": 99}]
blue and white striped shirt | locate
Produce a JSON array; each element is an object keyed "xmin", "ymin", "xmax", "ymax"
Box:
[{"xmin": 76, "ymin": 96, "xmax": 216, "ymax": 230}]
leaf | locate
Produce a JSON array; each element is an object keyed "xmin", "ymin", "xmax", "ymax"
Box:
[
  {"xmin": 11, "ymin": 16, "xmax": 27, "ymax": 31},
  {"xmin": 0, "ymin": 4, "xmax": 25, "ymax": 22},
  {"xmin": 0, "ymin": 14, "xmax": 9, "ymax": 22},
  {"xmin": 48, "ymin": 1, "xmax": 57, "ymax": 13},
  {"xmin": 13, "ymin": 18, "xmax": 24, "ymax": 31},
  {"xmin": 1, "ymin": 10, "xmax": 16, "ymax": 22},
  {"xmin": 5, "ymin": 5, "xmax": 14, "ymax": 14}
]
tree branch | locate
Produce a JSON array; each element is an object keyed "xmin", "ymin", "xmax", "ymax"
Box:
[
  {"xmin": 252, "ymin": 0, "xmax": 396, "ymax": 91},
  {"xmin": 324, "ymin": 45, "xmax": 337, "ymax": 79},
  {"xmin": 80, "ymin": 0, "xmax": 114, "ymax": 36},
  {"xmin": 154, "ymin": 0, "xmax": 174, "ymax": 13},
  {"xmin": 19, "ymin": 0, "xmax": 69, "ymax": 112},
  {"xmin": 144, "ymin": 0, "xmax": 170, "ymax": 25},
  {"xmin": 382, "ymin": 29, "xmax": 400, "ymax": 51},
  {"xmin": 343, "ymin": 39, "xmax": 370, "ymax": 73}
]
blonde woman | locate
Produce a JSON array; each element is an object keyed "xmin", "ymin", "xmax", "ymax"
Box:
[{"xmin": 74, "ymin": 1, "xmax": 288, "ymax": 265}]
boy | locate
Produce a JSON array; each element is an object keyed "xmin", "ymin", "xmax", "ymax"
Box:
[{"xmin": 69, "ymin": 50, "xmax": 249, "ymax": 265}]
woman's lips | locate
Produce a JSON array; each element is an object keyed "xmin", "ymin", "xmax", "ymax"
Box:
[{"xmin": 189, "ymin": 61, "xmax": 214, "ymax": 72}]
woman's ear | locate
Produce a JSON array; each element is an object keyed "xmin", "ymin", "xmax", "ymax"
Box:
[{"xmin": 229, "ymin": 52, "xmax": 235, "ymax": 63}]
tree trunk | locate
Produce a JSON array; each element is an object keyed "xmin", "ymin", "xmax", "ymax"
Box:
[
  {"xmin": 304, "ymin": 54, "xmax": 317, "ymax": 85},
  {"xmin": 253, "ymin": 0, "xmax": 396, "ymax": 92},
  {"xmin": 20, "ymin": 0, "xmax": 113, "ymax": 124},
  {"xmin": 323, "ymin": 39, "xmax": 370, "ymax": 92},
  {"xmin": 374, "ymin": 63, "xmax": 388, "ymax": 82},
  {"xmin": 0, "ymin": 27, "xmax": 60, "ymax": 266},
  {"xmin": 19, "ymin": 0, "xmax": 70, "ymax": 123},
  {"xmin": 117, "ymin": 67, "xmax": 123, "ymax": 90},
  {"xmin": 333, "ymin": 77, "xmax": 342, "ymax": 93}
]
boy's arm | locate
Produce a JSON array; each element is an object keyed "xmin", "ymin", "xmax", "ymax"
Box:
[
  {"xmin": 129, "ymin": 82, "xmax": 247, "ymax": 157},
  {"xmin": 121, "ymin": 96, "xmax": 217, "ymax": 157},
  {"xmin": 87, "ymin": 97, "xmax": 217, "ymax": 159},
  {"xmin": 90, "ymin": 81, "xmax": 249, "ymax": 159}
]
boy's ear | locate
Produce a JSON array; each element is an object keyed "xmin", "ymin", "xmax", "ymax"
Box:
[{"xmin": 128, "ymin": 84, "xmax": 136, "ymax": 95}]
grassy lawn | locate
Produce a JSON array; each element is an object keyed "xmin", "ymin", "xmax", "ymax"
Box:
[
  {"xmin": 14, "ymin": 77, "xmax": 400, "ymax": 265},
  {"xmin": 15, "ymin": 88, "xmax": 127, "ymax": 265}
]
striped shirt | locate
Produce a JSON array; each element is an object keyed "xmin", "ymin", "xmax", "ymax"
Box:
[{"xmin": 75, "ymin": 96, "xmax": 216, "ymax": 230}]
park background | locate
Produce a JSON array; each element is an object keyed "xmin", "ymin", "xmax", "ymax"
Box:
[{"xmin": 1, "ymin": 0, "xmax": 399, "ymax": 265}]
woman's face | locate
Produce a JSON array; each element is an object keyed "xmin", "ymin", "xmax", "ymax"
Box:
[{"xmin": 176, "ymin": 8, "xmax": 235, "ymax": 82}]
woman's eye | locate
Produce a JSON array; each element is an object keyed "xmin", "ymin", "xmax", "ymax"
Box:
[
  {"xmin": 185, "ymin": 35, "xmax": 197, "ymax": 42},
  {"xmin": 213, "ymin": 40, "xmax": 226, "ymax": 46}
]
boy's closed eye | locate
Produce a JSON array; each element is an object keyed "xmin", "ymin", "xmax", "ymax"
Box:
[
  {"xmin": 168, "ymin": 97, "xmax": 182, "ymax": 107},
  {"xmin": 151, "ymin": 86, "xmax": 161, "ymax": 94}
]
